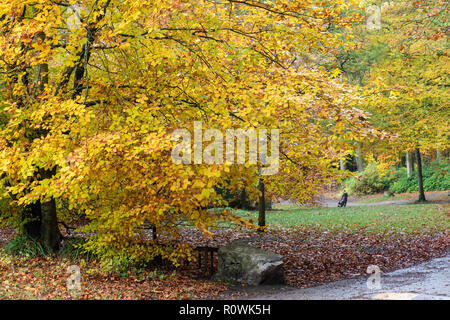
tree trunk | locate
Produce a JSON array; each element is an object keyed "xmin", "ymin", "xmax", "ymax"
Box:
[
  {"xmin": 436, "ymin": 149, "xmax": 442, "ymax": 164},
  {"xmin": 415, "ymin": 148, "xmax": 426, "ymax": 202},
  {"xmin": 22, "ymin": 202, "xmax": 42, "ymax": 239},
  {"xmin": 339, "ymin": 159, "xmax": 346, "ymax": 171},
  {"xmin": 35, "ymin": 31, "xmax": 61, "ymax": 252},
  {"xmin": 39, "ymin": 168, "xmax": 61, "ymax": 252},
  {"xmin": 40, "ymin": 198, "xmax": 61, "ymax": 252},
  {"xmin": 258, "ymin": 178, "xmax": 266, "ymax": 231},
  {"xmin": 240, "ymin": 188, "xmax": 249, "ymax": 210},
  {"xmin": 355, "ymin": 144, "xmax": 363, "ymax": 172},
  {"xmin": 406, "ymin": 151, "xmax": 414, "ymax": 177}
]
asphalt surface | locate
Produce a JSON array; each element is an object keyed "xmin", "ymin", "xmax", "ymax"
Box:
[{"xmin": 244, "ymin": 254, "xmax": 450, "ymax": 300}]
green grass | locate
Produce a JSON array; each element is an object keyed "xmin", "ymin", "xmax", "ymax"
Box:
[
  {"xmin": 357, "ymin": 194, "xmax": 411, "ymax": 204},
  {"xmin": 237, "ymin": 204, "xmax": 450, "ymax": 235},
  {"xmin": 4, "ymin": 234, "xmax": 47, "ymax": 257}
]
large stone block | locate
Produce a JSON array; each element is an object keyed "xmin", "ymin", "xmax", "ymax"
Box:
[{"xmin": 214, "ymin": 241, "xmax": 284, "ymax": 286}]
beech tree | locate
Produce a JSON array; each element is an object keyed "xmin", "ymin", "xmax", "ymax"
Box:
[
  {"xmin": 0, "ymin": 0, "xmax": 379, "ymax": 265},
  {"xmin": 365, "ymin": 0, "xmax": 449, "ymax": 202}
]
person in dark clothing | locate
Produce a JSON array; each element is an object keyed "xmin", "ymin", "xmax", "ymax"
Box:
[{"xmin": 338, "ymin": 190, "xmax": 348, "ymax": 207}]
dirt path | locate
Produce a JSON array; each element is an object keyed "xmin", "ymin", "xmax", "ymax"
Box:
[{"xmin": 320, "ymin": 191, "xmax": 450, "ymax": 207}]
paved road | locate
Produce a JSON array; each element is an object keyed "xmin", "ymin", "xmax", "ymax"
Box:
[
  {"xmin": 319, "ymin": 191, "xmax": 450, "ymax": 207},
  {"xmin": 246, "ymin": 255, "xmax": 450, "ymax": 300}
]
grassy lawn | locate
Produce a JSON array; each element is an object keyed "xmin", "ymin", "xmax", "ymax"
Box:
[
  {"xmin": 351, "ymin": 191, "xmax": 449, "ymax": 204},
  {"xmin": 238, "ymin": 203, "xmax": 450, "ymax": 235},
  {"xmin": 357, "ymin": 194, "xmax": 411, "ymax": 203}
]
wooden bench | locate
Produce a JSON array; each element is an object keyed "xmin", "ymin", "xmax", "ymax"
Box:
[
  {"xmin": 141, "ymin": 222, "xmax": 157, "ymax": 240},
  {"xmin": 194, "ymin": 246, "xmax": 219, "ymax": 276}
]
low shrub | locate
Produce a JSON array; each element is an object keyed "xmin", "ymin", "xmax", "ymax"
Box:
[
  {"xmin": 4, "ymin": 234, "xmax": 47, "ymax": 257},
  {"xmin": 344, "ymin": 161, "xmax": 449, "ymax": 195},
  {"xmin": 390, "ymin": 162, "xmax": 449, "ymax": 193},
  {"xmin": 60, "ymin": 237, "xmax": 95, "ymax": 261},
  {"xmin": 344, "ymin": 163, "xmax": 391, "ymax": 195}
]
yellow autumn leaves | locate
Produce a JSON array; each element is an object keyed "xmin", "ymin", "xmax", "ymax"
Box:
[{"xmin": 0, "ymin": 0, "xmax": 380, "ymax": 265}]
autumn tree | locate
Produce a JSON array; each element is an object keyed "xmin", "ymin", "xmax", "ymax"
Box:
[
  {"xmin": 0, "ymin": 0, "xmax": 378, "ymax": 265},
  {"xmin": 364, "ymin": 0, "xmax": 449, "ymax": 201}
]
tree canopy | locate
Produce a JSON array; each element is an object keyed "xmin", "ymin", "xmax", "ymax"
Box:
[{"xmin": 0, "ymin": 0, "xmax": 421, "ymax": 266}]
